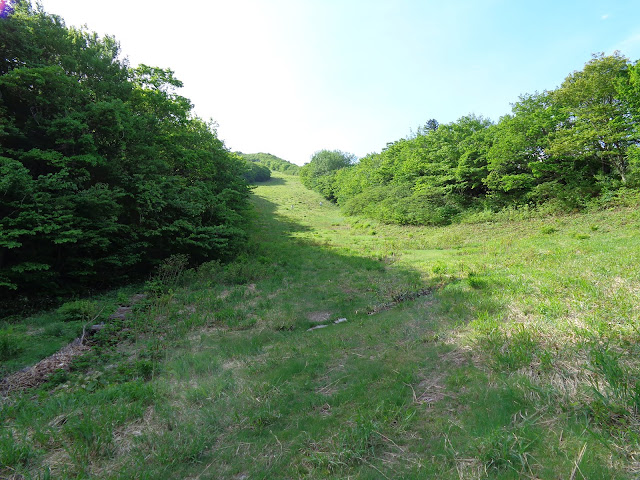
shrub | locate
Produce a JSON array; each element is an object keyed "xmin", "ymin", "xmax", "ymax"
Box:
[
  {"xmin": 56, "ymin": 300, "xmax": 99, "ymax": 322},
  {"xmin": 243, "ymin": 161, "xmax": 271, "ymax": 182}
]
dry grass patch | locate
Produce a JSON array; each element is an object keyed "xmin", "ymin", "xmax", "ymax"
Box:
[
  {"xmin": 0, "ymin": 340, "xmax": 90, "ymax": 395},
  {"xmin": 307, "ymin": 311, "xmax": 332, "ymax": 323}
]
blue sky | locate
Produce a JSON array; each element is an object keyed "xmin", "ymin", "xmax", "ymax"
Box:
[{"xmin": 42, "ymin": 0, "xmax": 640, "ymax": 165}]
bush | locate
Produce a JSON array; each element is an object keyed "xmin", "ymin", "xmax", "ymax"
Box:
[
  {"xmin": 145, "ymin": 254, "xmax": 190, "ymax": 294},
  {"xmin": 243, "ymin": 161, "xmax": 271, "ymax": 182},
  {"xmin": 56, "ymin": 300, "xmax": 99, "ymax": 322}
]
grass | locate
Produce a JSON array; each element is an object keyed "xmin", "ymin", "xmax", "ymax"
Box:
[{"xmin": 1, "ymin": 172, "xmax": 640, "ymax": 478}]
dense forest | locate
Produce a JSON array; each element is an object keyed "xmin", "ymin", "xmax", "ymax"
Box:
[
  {"xmin": 0, "ymin": 2, "xmax": 252, "ymax": 303},
  {"xmin": 302, "ymin": 53, "xmax": 640, "ymax": 225}
]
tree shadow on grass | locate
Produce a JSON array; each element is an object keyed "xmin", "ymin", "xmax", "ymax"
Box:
[
  {"xmin": 253, "ymin": 175, "xmax": 287, "ymax": 186},
  {"xmin": 247, "ymin": 180, "xmax": 507, "ymax": 334},
  {"xmin": 175, "ymin": 181, "xmax": 530, "ymax": 479}
]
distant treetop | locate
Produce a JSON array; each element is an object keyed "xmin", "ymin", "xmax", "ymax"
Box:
[{"xmin": 238, "ymin": 152, "xmax": 300, "ymax": 175}]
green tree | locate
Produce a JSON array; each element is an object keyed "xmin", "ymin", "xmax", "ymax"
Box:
[
  {"xmin": 486, "ymin": 93, "xmax": 563, "ymax": 204},
  {"xmin": 549, "ymin": 53, "xmax": 635, "ymax": 184},
  {"xmin": 0, "ymin": 2, "xmax": 251, "ymax": 303},
  {"xmin": 300, "ymin": 150, "xmax": 356, "ymax": 200}
]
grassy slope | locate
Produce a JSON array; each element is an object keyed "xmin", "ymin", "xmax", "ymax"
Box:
[{"xmin": 2, "ymin": 172, "xmax": 640, "ymax": 479}]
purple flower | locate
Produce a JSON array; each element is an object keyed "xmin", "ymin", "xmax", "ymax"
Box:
[{"xmin": 0, "ymin": 0, "xmax": 14, "ymax": 19}]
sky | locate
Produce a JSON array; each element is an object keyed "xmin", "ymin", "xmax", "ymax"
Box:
[{"xmin": 40, "ymin": 0, "xmax": 640, "ymax": 165}]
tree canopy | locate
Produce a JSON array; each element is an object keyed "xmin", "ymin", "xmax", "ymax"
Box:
[
  {"xmin": 300, "ymin": 150, "xmax": 356, "ymax": 200},
  {"xmin": 301, "ymin": 53, "xmax": 640, "ymax": 225},
  {"xmin": 0, "ymin": 1, "xmax": 251, "ymax": 303}
]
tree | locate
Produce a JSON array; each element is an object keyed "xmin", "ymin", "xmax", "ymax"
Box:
[
  {"xmin": 300, "ymin": 150, "xmax": 355, "ymax": 200},
  {"xmin": 486, "ymin": 93, "xmax": 562, "ymax": 204},
  {"xmin": 242, "ymin": 159, "xmax": 271, "ymax": 182},
  {"xmin": 549, "ymin": 53, "xmax": 635, "ymax": 184},
  {"xmin": 0, "ymin": 2, "xmax": 251, "ymax": 302},
  {"xmin": 238, "ymin": 152, "xmax": 300, "ymax": 175}
]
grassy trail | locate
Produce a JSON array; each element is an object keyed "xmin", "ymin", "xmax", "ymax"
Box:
[{"xmin": 2, "ymin": 173, "xmax": 640, "ymax": 479}]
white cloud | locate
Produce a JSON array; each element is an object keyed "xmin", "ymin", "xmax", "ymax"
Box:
[{"xmin": 601, "ymin": 14, "xmax": 610, "ymax": 20}]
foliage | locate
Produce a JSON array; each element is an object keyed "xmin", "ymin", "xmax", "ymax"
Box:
[
  {"xmin": 242, "ymin": 159, "xmax": 271, "ymax": 183},
  {"xmin": 0, "ymin": 2, "xmax": 251, "ymax": 301},
  {"xmin": 56, "ymin": 300, "xmax": 99, "ymax": 322},
  {"xmin": 300, "ymin": 149, "xmax": 356, "ymax": 200},
  {"xmin": 0, "ymin": 327, "xmax": 23, "ymax": 361},
  {"xmin": 550, "ymin": 53, "xmax": 634, "ymax": 184},
  {"xmin": 303, "ymin": 54, "xmax": 640, "ymax": 225},
  {"xmin": 238, "ymin": 152, "xmax": 300, "ymax": 175},
  {"xmin": 144, "ymin": 253, "xmax": 189, "ymax": 295}
]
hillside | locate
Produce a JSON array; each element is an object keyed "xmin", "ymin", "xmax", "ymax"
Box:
[
  {"xmin": 2, "ymin": 172, "xmax": 639, "ymax": 479},
  {"xmin": 239, "ymin": 152, "xmax": 301, "ymax": 175}
]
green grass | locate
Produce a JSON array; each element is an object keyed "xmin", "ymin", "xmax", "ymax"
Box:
[
  {"xmin": 0, "ymin": 287, "xmax": 140, "ymax": 378},
  {"xmin": 1, "ymin": 172, "xmax": 640, "ymax": 478}
]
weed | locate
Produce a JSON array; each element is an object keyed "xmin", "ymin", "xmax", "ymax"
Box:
[
  {"xmin": 467, "ymin": 271, "xmax": 489, "ymax": 289},
  {"xmin": 571, "ymin": 232, "xmax": 591, "ymax": 240},
  {"xmin": 305, "ymin": 416, "xmax": 383, "ymax": 472},
  {"xmin": 432, "ymin": 262, "xmax": 447, "ymax": 274},
  {"xmin": 495, "ymin": 325, "xmax": 537, "ymax": 370},
  {"xmin": 480, "ymin": 424, "xmax": 537, "ymax": 474},
  {"xmin": 0, "ymin": 430, "xmax": 36, "ymax": 471},
  {"xmin": 587, "ymin": 344, "xmax": 640, "ymax": 423},
  {"xmin": 135, "ymin": 360, "xmax": 154, "ymax": 380},
  {"xmin": 146, "ymin": 254, "xmax": 189, "ymax": 294},
  {"xmin": 0, "ymin": 327, "xmax": 23, "ymax": 361},
  {"xmin": 43, "ymin": 322, "xmax": 65, "ymax": 337},
  {"xmin": 45, "ymin": 368, "xmax": 69, "ymax": 388},
  {"xmin": 220, "ymin": 253, "xmax": 274, "ymax": 285}
]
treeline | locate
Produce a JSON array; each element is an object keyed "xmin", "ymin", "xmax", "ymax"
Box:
[
  {"xmin": 301, "ymin": 54, "xmax": 640, "ymax": 225},
  {"xmin": 239, "ymin": 152, "xmax": 300, "ymax": 175},
  {"xmin": 0, "ymin": 2, "xmax": 252, "ymax": 301}
]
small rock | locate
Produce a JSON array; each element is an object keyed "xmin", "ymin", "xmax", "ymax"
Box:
[
  {"xmin": 129, "ymin": 293, "xmax": 148, "ymax": 304},
  {"xmin": 334, "ymin": 318, "xmax": 347, "ymax": 324},
  {"xmin": 307, "ymin": 325, "xmax": 329, "ymax": 332},
  {"xmin": 109, "ymin": 306, "xmax": 132, "ymax": 320},
  {"xmin": 89, "ymin": 323, "xmax": 105, "ymax": 334}
]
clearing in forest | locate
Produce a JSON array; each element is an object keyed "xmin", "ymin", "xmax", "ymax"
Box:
[{"xmin": 2, "ymin": 172, "xmax": 640, "ymax": 479}]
